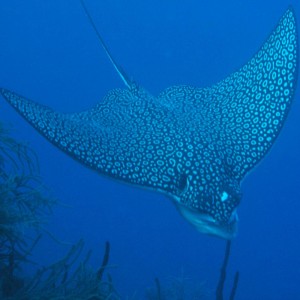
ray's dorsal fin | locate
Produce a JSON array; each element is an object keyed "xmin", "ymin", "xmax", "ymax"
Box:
[{"xmin": 80, "ymin": 0, "xmax": 132, "ymax": 89}]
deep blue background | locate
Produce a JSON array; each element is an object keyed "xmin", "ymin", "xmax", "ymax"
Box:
[{"xmin": 0, "ymin": 0, "xmax": 299, "ymax": 299}]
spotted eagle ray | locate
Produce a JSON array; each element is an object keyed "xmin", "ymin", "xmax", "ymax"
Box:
[{"xmin": 0, "ymin": 6, "xmax": 298, "ymax": 239}]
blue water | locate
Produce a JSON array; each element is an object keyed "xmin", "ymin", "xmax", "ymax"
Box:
[{"xmin": 0, "ymin": 0, "xmax": 299, "ymax": 299}]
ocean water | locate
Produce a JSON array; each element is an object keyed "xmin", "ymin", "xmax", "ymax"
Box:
[{"xmin": 0, "ymin": 0, "xmax": 299, "ymax": 299}]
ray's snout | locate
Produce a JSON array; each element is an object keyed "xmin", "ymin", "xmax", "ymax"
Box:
[{"xmin": 176, "ymin": 203, "xmax": 238, "ymax": 240}]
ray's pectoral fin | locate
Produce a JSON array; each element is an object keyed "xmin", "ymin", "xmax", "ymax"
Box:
[
  {"xmin": 0, "ymin": 88, "xmax": 135, "ymax": 181},
  {"xmin": 219, "ymin": 8, "xmax": 298, "ymax": 180},
  {"xmin": 0, "ymin": 87, "xmax": 156, "ymax": 189},
  {"xmin": 0, "ymin": 88, "xmax": 108, "ymax": 173},
  {"xmin": 157, "ymin": 8, "xmax": 298, "ymax": 183},
  {"xmin": 0, "ymin": 88, "xmax": 74, "ymax": 148},
  {"xmin": 204, "ymin": 8, "xmax": 298, "ymax": 181}
]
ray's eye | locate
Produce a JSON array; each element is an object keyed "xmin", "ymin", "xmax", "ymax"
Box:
[{"xmin": 221, "ymin": 191, "xmax": 229, "ymax": 202}]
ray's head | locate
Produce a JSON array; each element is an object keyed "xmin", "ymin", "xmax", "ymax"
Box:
[{"xmin": 175, "ymin": 176, "xmax": 241, "ymax": 240}]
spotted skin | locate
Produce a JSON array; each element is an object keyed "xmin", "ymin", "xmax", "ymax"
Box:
[{"xmin": 0, "ymin": 9, "xmax": 298, "ymax": 235}]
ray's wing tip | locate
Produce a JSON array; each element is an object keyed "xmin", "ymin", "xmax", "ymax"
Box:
[
  {"xmin": 285, "ymin": 5, "xmax": 299, "ymax": 88},
  {"xmin": 280, "ymin": 6, "xmax": 297, "ymax": 26},
  {"xmin": 0, "ymin": 88, "xmax": 14, "ymax": 96},
  {"xmin": 0, "ymin": 88, "xmax": 16, "ymax": 102},
  {"xmin": 283, "ymin": 5, "xmax": 296, "ymax": 17},
  {"xmin": 0, "ymin": 88, "xmax": 25, "ymax": 109},
  {"xmin": 0, "ymin": 88, "xmax": 10, "ymax": 99},
  {"xmin": 286, "ymin": 5, "xmax": 294, "ymax": 12},
  {"xmin": 284, "ymin": 6, "xmax": 297, "ymax": 26},
  {"xmin": 0, "ymin": 87, "xmax": 7, "ymax": 95},
  {"xmin": 282, "ymin": 6, "xmax": 298, "ymax": 76}
]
